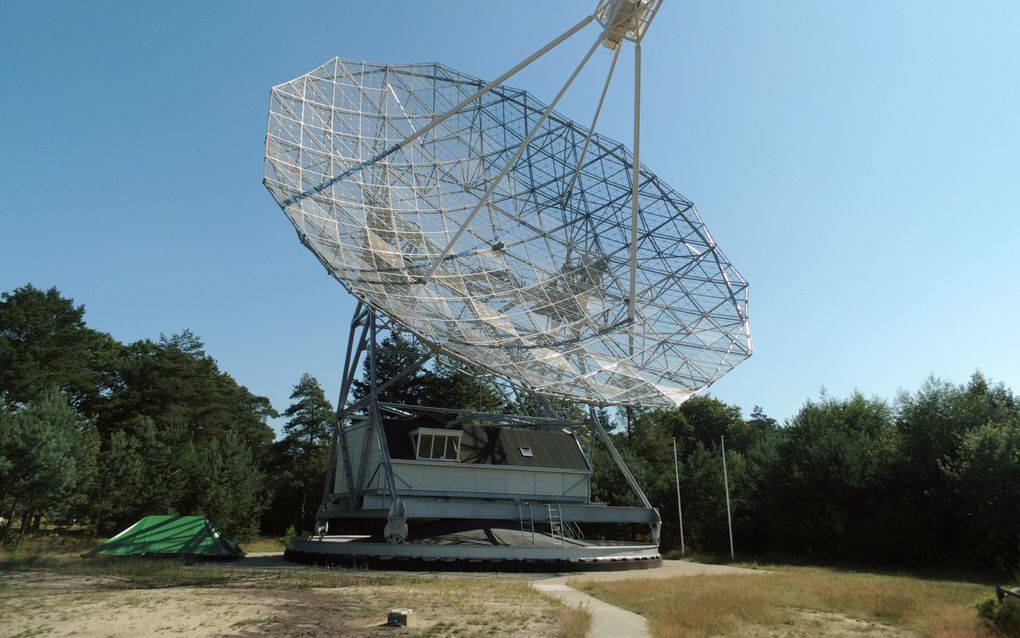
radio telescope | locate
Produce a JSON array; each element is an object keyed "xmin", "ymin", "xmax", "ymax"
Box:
[{"xmin": 265, "ymin": 0, "xmax": 751, "ymax": 569}]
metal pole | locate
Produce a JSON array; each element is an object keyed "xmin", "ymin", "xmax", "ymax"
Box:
[
  {"xmin": 589, "ymin": 406, "xmax": 652, "ymax": 509},
  {"xmin": 422, "ymin": 33, "xmax": 604, "ymax": 284},
  {"xmin": 281, "ymin": 15, "xmax": 595, "ymax": 208},
  {"xmin": 368, "ymin": 311, "xmax": 399, "ymax": 502},
  {"xmin": 326, "ymin": 301, "xmax": 368, "ymax": 512},
  {"xmin": 721, "ymin": 435, "xmax": 735, "ymax": 560},
  {"xmin": 672, "ymin": 437, "xmax": 685, "ymax": 557},
  {"xmin": 387, "ymin": 15, "xmax": 594, "ymax": 156},
  {"xmin": 563, "ymin": 42, "xmax": 622, "ymax": 202},
  {"xmin": 627, "ymin": 41, "xmax": 642, "ymax": 325}
]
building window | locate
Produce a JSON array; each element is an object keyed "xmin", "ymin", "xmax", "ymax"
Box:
[
  {"xmin": 519, "ymin": 446, "xmax": 534, "ymax": 457},
  {"xmin": 411, "ymin": 428, "xmax": 461, "ymax": 462}
]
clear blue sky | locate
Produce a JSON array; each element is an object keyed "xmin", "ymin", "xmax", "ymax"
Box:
[{"xmin": 2, "ymin": 0, "xmax": 1018, "ymax": 429}]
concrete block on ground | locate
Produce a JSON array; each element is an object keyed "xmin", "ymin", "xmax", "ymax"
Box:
[{"xmin": 387, "ymin": 608, "xmax": 414, "ymax": 627}]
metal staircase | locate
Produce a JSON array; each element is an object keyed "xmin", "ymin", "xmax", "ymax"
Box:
[
  {"xmin": 517, "ymin": 498, "xmax": 535, "ymax": 544},
  {"xmin": 547, "ymin": 504, "xmax": 565, "ymax": 544},
  {"xmin": 563, "ymin": 520, "xmax": 584, "ymax": 541}
]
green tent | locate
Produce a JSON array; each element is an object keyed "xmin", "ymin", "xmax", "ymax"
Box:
[{"xmin": 88, "ymin": 515, "xmax": 244, "ymax": 559}]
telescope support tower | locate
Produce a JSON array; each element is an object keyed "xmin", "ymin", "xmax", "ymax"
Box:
[{"xmin": 297, "ymin": 302, "xmax": 662, "ymax": 570}]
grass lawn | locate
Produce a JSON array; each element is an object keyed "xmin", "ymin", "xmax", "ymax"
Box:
[{"xmin": 577, "ymin": 564, "xmax": 998, "ymax": 637}]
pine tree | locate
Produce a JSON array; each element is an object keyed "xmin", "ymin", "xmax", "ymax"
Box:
[
  {"xmin": 268, "ymin": 374, "xmax": 334, "ymax": 533},
  {"xmin": 283, "ymin": 374, "xmax": 333, "ymax": 448},
  {"xmin": 0, "ymin": 391, "xmax": 81, "ymax": 546},
  {"xmin": 0, "ymin": 285, "xmax": 118, "ymax": 414}
]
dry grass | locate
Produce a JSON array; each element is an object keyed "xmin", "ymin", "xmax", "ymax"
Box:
[
  {"xmin": 0, "ymin": 552, "xmax": 572, "ymax": 637},
  {"xmin": 239, "ymin": 536, "xmax": 287, "ymax": 553},
  {"xmin": 0, "ymin": 529, "xmax": 103, "ymax": 555},
  {"xmin": 2, "ymin": 530, "xmax": 286, "ymax": 556},
  {"xmin": 553, "ymin": 602, "xmax": 591, "ymax": 638},
  {"xmin": 578, "ymin": 565, "xmax": 995, "ymax": 638}
]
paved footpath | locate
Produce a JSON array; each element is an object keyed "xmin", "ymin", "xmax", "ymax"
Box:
[{"xmin": 533, "ymin": 560, "xmax": 762, "ymax": 638}]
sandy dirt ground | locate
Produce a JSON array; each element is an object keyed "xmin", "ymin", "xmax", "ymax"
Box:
[
  {"xmin": 2, "ymin": 574, "xmax": 287, "ymax": 637},
  {"xmin": 0, "ymin": 558, "xmax": 564, "ymax": 638}
]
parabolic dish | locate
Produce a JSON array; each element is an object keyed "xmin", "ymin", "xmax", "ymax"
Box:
[{"xmin": 264, "ymin": 57, "xmax": 751, "ymax": 407}]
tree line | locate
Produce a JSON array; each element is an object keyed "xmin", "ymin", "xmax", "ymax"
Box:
[
  {"xmin": 0, "ymin": 284, "xmax": 330, "ymax": 544},
  {"xmin": 1, "ymin": 284, "xmax": 1017, "ymax": 573},
  {"xmin": 604, "ymin": 380, "xmax": 1019, "ymax": 573}
]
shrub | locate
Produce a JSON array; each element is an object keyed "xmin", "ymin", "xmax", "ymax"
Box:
[
  {"xmin": 977, "ymin": 595, "xmax": 1020, "ymax": 637},
  {"xmin": 281, "ymin": 525, "xmax": 296, "ymax": 549}
]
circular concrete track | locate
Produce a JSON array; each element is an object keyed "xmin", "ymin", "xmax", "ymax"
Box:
[
  {"xmin": 284, "ymin": 546, "xmax": 662, "ymax": 573},
  {"xmin": 285, "ymin": 524, "xmax": 663, "ymax": 572}
]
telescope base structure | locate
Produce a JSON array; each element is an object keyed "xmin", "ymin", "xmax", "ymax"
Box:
[
  {"xmin": 286, "ymin": 530, "xmax": 661, "ymax": 573},
  {"xmin": 304, "ymin": 306, "xmax": 664, "ymax": 572},
  {"xmin": 288, "ymin": 497, "xmax": 662, "ymax": 572}
]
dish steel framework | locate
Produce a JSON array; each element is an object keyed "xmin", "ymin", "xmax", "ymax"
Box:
[{"xmin": 263, "ymin": 0, "xmax": 751, "ymax": 409}]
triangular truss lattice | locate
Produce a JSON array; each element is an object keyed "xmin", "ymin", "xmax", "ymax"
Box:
[{"xmin": 264, "ymin": 58, "xmax": 751, "ymax": 407}]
